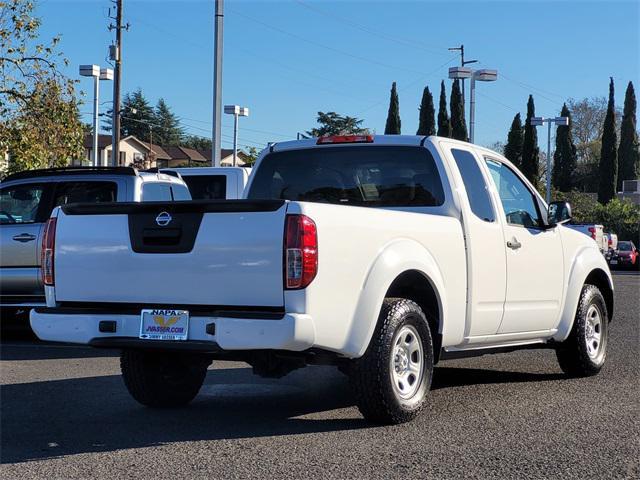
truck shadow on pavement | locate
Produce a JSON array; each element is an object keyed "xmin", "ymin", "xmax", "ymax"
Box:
[{"xmin": 1, "ymin": 363, "xmax": 565, "ymax": 464}]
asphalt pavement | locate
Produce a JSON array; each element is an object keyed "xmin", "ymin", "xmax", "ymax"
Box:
[{"xmin": 1, "ymin": 272, "xmax": 638, "ymax": 479}]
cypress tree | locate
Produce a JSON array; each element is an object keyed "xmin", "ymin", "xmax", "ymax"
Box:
[
  {"xmin": 598, "ymin": 78, "xmax": 618, "ymax": 204},
  {"xmin": 384, "ymin": 82, "xmax": 401, "ymax": 134},
  {"xmin": 437, "ymin": 80, "xmax": 451, "ymax": 137},
  {"xmin": 617, "ymin": 81, "xmax": 639, "ymax": 191},
  {"xmin": 552, "ymin": 104, "xmax": 577, "ymax": 192},
  {"xmin": 504, "ymin": 113, "xmax": 524, "ymax": 169},
  {"xmin": 521, "ymin": 95, "xmax": 540, "ymax": 186},
  {"xmin": 154, "ymin": 98, "xmax": 183, "ymax": 145},
  {"xmin": 450, "ymin": 79, "xmax": 468, "ymax": 141},
  {"xmin": 416, "ymin": 86, "xmax": 436, "ymax": 136}
]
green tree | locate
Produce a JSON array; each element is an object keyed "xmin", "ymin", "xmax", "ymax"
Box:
[
  {"xmin": 181, "ymin": 135, "xmax": 212, "ymax": 151},
  {"xmin": 450, "ymin": 79, "xmax": 467, "ymax": 141},
  {"xmin": 103, "ymin": 89, "xmax": 155, "ymax": 141},
  {"xmin": 436, "ymin": 80, "xmax": 451, "ymax": 138},
  {"xmin": 306, "ymin": 111, "xmax": 369, "ymax": 137},
  {"xmin": 618, "ymin": 81, "xmax": 639, "ymax": 190},
  {"xmin": 153, "ymin": 98, "xmax": 183, "ymax": 145},
  {"xmin": 245, "ymin": 146, "xmax": 260, "ymax": 166},
  {"xmin": 598, "ymin": 78, "xmax": 618, "ymax": 204},
  {"xmin": 504, "ymin": 113, "xmax": 524, "ymax": 169},
  {"xmin": 521, "ymin": 95, "xmax": 540, "ymax": 187},
  {"xmin": 0, "ymin": 0, "xmax": 83, "ymax": 173},
  {"xmin": 384, "ymin": 82, "xmax": 401, "ymax": 134},
  {"xmin": 416, "ymin": 86, "xmax": 435, "ymax": 136},
  {"xmin": 552, "ymin": 104, "xmax": 577, "ymax": 192}
]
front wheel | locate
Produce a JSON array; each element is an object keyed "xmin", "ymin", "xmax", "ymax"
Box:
[
  {"xmin": 120, "ymin": 349, "xmax": 211, "ymax": 407},
  {"xmin": 555, "ymin": 284, "xmax": 609, "ymax": 377},
  {"xmin": 349, "ymin": 298, "xmax": 434, "ymax": 425}
]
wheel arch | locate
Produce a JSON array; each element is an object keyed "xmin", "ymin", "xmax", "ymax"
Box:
[{"xmin": 554, "ymin": 245, "xmax": 614, "ymax": 342}]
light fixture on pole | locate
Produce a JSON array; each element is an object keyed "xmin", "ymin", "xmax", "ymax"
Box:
[
  {"xmin": 224, "ymin": 105, "xmax": 249, "ymax": 166},
  {"xmin": 449, "ymin": 67, "xmax": 498, "ymax": 144},
  {"xmin": 80, "ymin": 65, "xmax": 113, "ymax": 167},
  {"xmin": 530, "ymin": 116, "xmax": 570, "ymax": 203}
]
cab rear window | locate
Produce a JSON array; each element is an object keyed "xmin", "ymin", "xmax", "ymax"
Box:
[{"xmin": 247, "ymin": 146, "xmax": 444, "ymax": 207}]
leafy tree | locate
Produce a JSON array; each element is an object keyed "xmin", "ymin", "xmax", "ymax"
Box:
[
  {"xmin": 450, "ymin": 79, "xmax": 467, "ymax": 141},
  {"xmin": 245, "ymin": 146, "xmax": 260, "ymax": 166},
  {"xmin": 436, "ymin": 80, "xmax": 451, "ymax": 138},
  {"xmin": 618, "ymin": 81, "xmax": 639, "ymax": 190},
  {"xmin": 181, "ymin": 135, "xmax": 212, "ymax": 151},
  {"xmin": 416, "ymin": 86, "xmax": 435, "ymax": 136},
  {"xmin": 153, "ymin": 98, "xmax": 183, "ymax": 145},
  {"xmin": 521, "ymin": 95, "xmax": 540, "ymax": 187},
  {"xmin": 598, "ymin": 78, "xmax": 618, "ymax": 204},
  {"xmin": 0, "ymin": 0, "xmax": 83, "ymax": 173},
  {"xmin": 552, "ymin": 104, "xmax": 577, "ymax": 192},
  {"xmin": 103, "ymin": 89, "xmax": 155, "ymax": 141},
  {"xmin": 306, "ymin": 111, "xmax": 369, "ymax": 137},
  {"xmin": 384, "ymin": 82, "xmax": 401, "ymax": 134},
  {"xmin": 504, "ymin": 113, "xmax": 524, "ymax": 169}
]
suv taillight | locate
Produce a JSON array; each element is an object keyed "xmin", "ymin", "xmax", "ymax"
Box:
[
  {"xmin": 588, "ymin": 227, "xmax": 596, "ymax": 240},
  {"xmin": 284, "ymin": 214, "xmax": 318, "ymax": 289},
  {"xmin": 41, "ymin": 218, "xmax": 57, "ymax": 286}
]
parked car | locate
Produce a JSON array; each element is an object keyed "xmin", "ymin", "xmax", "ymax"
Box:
[
  {"xmin": 160, "ymin": 167, "xmax": 251, "ymax": 200},
  {"xmin": 30, "ymin": 136, "xmax": 613, "ymax": 425},
  {"xmin": 610, "ymin": 241, "xmax": 638, "ymax": 269},
  {"xmin": 0, "ymin": 166, "xmax": 190, "ymax": 326},
  {"xmin": 566, "ymin": 223, "xmax": 607, "ymax": 253}
]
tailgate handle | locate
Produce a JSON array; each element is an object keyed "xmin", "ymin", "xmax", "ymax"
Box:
[
  {"xmin": 142, "ymin": 228, "xmax": 181, "ymax": 246},
  {"xmin": 13, "ymin": 233, "xmax": 37, "ymax": 243}
]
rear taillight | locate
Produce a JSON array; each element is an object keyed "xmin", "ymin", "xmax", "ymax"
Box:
[
  {"xmin": 41, "ymin": 218, "xmax": 57, "ymax": 286},
  {"xmin": 284, "ymin": 214, "xmax": 317, "ymax": 289},
  {"xmin": 588, "ymin": 227, "xmax": 596, "ymax": 240}
]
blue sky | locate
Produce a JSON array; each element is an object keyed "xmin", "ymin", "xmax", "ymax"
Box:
[{"xmin": 39, "ymin": 0, "xmax": 639, "ymax": 150}]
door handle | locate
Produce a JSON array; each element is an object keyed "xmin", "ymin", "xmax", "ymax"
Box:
[
  {"xmin": 12, "ymin": 233, "xmax": 37, "ymax": 243},
  {"xmin": 507, "ymin": 238, "xmax": 522, "ymax": 250}
]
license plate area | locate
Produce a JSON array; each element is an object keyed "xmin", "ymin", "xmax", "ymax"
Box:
[
  {"xmin": 139, "ymin": 309, "xmax": 189, "ymax": 340},
  {"xmin": 610, "ymin": 260, "xmax": 618, "ymax": 265}
]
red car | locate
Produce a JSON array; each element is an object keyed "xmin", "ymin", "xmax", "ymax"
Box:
[{"xmin": 610, "ymin": 241, "xmax": 638, "ymax": 269}]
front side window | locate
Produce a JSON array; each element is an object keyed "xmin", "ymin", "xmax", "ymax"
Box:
[
  {"xmin": 0, "ymin": 184, "xmax": 45, "ymax": 224},
  {"xmin": 247, "ymin": 146, "xmax": 445, "ymax": 207},
  {"xmin": 485, "ymin": 159, "xmax": 542, "ymax": 228},
  {"xmin": 451, "ymin": 149, "xmax": 495, "ymax": 222}
]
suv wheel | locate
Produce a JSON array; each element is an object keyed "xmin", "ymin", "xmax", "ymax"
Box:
[
  {"xmin": 556, "ymin": 284, "xmax": 609, "ymax": 377},
  {"xmin": 349, "ymin": 298, "xmax": 434, "ymax": 424},
  {"xmin": 121, "ymin": 349, "xmax": 211, "ymax": 407}
]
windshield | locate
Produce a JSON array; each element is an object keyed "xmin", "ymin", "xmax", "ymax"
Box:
[
  {"xmin": 618, "ymin": 242, "xmax": 633, "ymax": 251},
  {"xmin": 247, "ymin": 146, "xmax": 445, "ymax": 207}
]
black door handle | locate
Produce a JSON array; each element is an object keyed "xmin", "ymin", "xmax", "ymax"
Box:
[{"xmin": 12, "ymin": 233, "xmax": 37, "ymax": 243}]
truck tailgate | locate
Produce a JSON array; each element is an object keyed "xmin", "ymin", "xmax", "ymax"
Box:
[{"xmin": 53, "ymin": 200, "xmax": 286, "ymax": 307}]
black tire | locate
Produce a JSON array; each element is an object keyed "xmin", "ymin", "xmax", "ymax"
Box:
[
  {"xmin": 556, "ymin": 284, "xmax": 609, "ymax": 377},
  {"xmin": 120, "ymin": 349, "xmax": 211, "ymax": 407},
  {"xmin": 349, "ymin": 298, "xmax": 434, "ymax": 425}
]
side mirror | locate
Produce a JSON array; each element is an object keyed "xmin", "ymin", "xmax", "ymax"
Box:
[{"xmin": 548, "ymin": 200, "xmax": 572, "ymax": 226}]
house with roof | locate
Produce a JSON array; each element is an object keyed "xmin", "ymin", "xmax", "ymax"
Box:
[{"xmin": 80, "ymin": 134, "xmax": 251, "ymax": 168}]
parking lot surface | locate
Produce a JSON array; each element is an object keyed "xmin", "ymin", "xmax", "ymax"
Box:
[{"xmin": 1, "ymin": 272, "xmax": 638, "ymax": 479}]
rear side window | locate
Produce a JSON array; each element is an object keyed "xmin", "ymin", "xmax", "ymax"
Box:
[
  {"xmin": 53, "ymin": 181, "xmax": 117, "ymax": 208},
  {"xmin": 142, "ymin": 183, "xmax": 173, "ymax": 201},
  {"xmin": 0, "ymin": 184, "xmax": 45, "ymax": 224},
  {"xmin": 183, "ymin": 175, "xmax": 227, "ymax": 200},
  {"xmin": 451, "ymin": 149, "xmax": 495, "ymax": 222},
  {"xmin": 247, "ymin": 146, "xmax": 445, "ymax": 207},
  {"xmin": 171, "ymin": 185, "xmax": 191, "ymax": 201}
]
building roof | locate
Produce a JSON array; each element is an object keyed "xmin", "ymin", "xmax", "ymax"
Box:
[
  {"xmin": 140, "ymin": 142, "xmax": 172, "ymax": 160},
  {"xmin": 84, "ymin": 134, "xmax": 112, "ymax": 149}
]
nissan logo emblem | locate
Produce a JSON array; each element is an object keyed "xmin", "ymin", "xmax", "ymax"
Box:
[{"xmin": 155, "ymin": 211, "xmax": 172, "ymax": 226}]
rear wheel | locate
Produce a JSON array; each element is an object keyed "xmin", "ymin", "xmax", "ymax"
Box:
[
  {"xmin": 120, "ymin": 349, "xmax": 211, "ymax": 407},
  {"xmin": 556, "ymin": 284, "xmax": 609, "ymax": 377},
  {"xmin": 349, "ymin": 298, "xmax": 434, "ymax": 425}
]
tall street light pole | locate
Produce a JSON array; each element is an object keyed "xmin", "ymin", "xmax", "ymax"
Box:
[
  {"xmin": 79, "ymin": 65, "xmax": 113, "ymax": 166},
  {"xmin": 531, "ymin": 116, "xmax": 570, "ymax": 203},
  {"xmin": 448, "ymin": 44, "xmax": 477, "ymax": 125},
  {"xmin": 449, "ymin": 67, "xmax": 498, "ymax": 144},
  {"xmin": 109, "ymin": 0, "xmax": 127, "ymax": 167},
  {"xmin": 212, "ymin": 0, "xmax": 224, "ymax": 168},
  {"xmin": 224, "ymin": 105, "xmax": 249, "ymax": 166}
]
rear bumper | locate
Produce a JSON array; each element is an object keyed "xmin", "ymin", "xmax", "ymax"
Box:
[{"xmin": 30, "ymin": 308, "xmax": 316, "ymax": 352}]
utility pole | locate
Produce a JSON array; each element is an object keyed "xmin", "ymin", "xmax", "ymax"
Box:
[
  {"xmin": 448, "ymin": 44, "xmax": 477, "ymax": 127},
  {"xmin": 109, "ymin": 0, "xmax": 128, "ymax": 166},
  {"xmin": 212, "ymin": 0, "xmax": 224, "ymax": 168}
]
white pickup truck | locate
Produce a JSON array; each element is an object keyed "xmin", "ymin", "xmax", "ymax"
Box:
[{"xmin": 31, "ymin": 135, "xmax": 614, "ymax": 424}]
